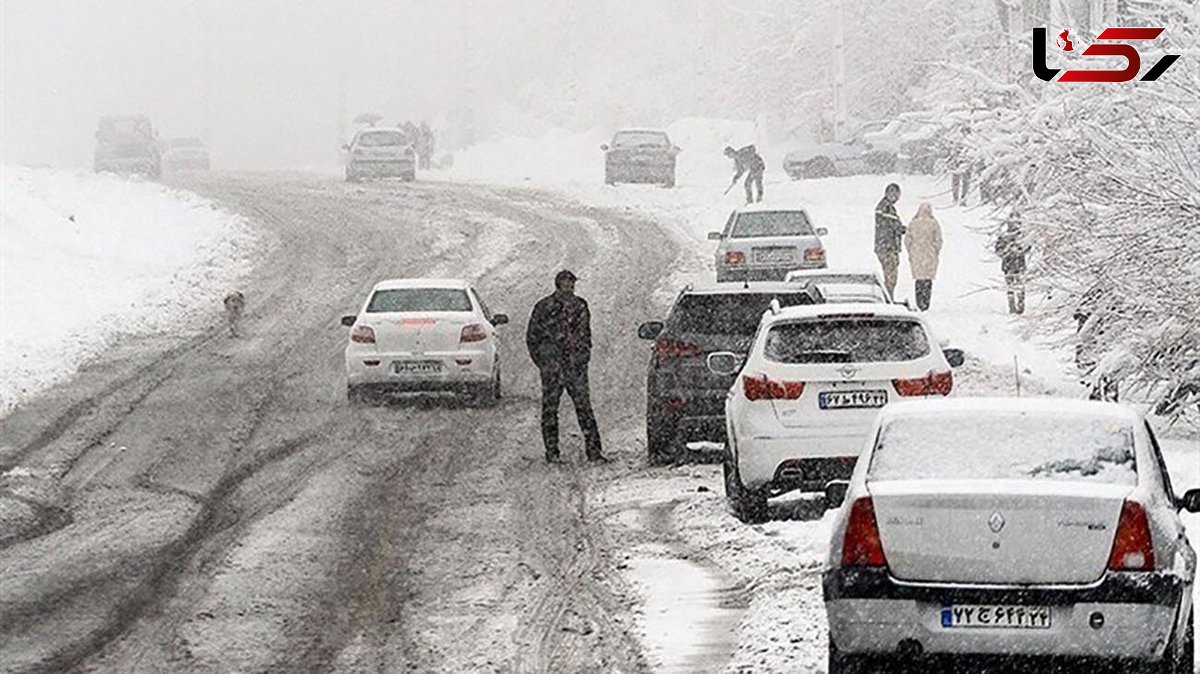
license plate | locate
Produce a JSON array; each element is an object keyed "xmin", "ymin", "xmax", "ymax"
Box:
[
  {"xmin": 940, "ymin": 605, "xmax": 1052, "ymax": 630},
  {"xmin": 818, "ymin": 390, "xmax": 887, "ymax": 409},
  {"xmin": 392, "ymin": 360, "xmax": 442, "ymax": 375},
  {"xmin": 753, "ymin": 247, "xmax": 795, "ymax": 264}
]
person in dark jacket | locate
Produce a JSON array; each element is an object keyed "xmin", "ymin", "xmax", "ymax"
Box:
[
  {"xmin": 994, "ymin": 218, "xmax": 1030, "ymax": 314},
  {"xmin": 724, "ymin": 145, "xmax": 765, "ymax": 204},
  {"xmin": 416, "ymin": 121, "xmax": 434, "ymax": 170},
  {"xmin": 526, "ymin": 270, "xmax": 607, "ymax": 463},
  {"xmin": 874, "ymin": 183, "xmax": 905, "ymax": 298}
]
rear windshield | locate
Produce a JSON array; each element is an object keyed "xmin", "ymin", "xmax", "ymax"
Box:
[
  {"xmin": 730, "ymin": 211, "xmax": 814, "ymax": 238},
  {"xmin": 612, "ymin": 131, "xmax": 669, "ymax": 147},
  {"xmin": 869, "ymin": 413, "xmax": 1137, "ymax": 485},
  {"xmin": 668, "ymin": 292, "xmax": 817, "ymax": 336},
  {"xmin": 366, "ymin": 288, "xmax": 472, "ymax": 313},
  {"xmin": 791, "ymin": 273, "xmax": 878, "ymax": 287},
  {"xmin": 763, "ymin": 318, "xmax": 929, "ymax": 363},
  {"xmin": 357, "ymin": 131, "xmax": 408, "ymax": 147},
  {"xmin": 817, "ymin": 283, "xmax": 888, "ymax": 303}
]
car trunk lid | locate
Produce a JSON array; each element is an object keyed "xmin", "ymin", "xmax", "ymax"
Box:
[{"xmin": 370, "ymin": 312, "xmax": 474, "ymax": 353}]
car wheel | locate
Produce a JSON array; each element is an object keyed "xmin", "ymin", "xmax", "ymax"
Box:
[
  {"xmin": 723, "ymin": 451, "xmax": 768, "ymax": 523},
  {"xmin": 1156, "ymin": 608, "xmax": 1194, "ymax": 674},
  {"xmin": 828, "ymin": 641, "xmax": 879, "ymax": 674},
  {"xmin": 469, "ymin": 365, "xmax": 502, "ymax": 408},
  {"xmin": 646, "ymin": 414, "xmax": 679, "ymax": 466}
]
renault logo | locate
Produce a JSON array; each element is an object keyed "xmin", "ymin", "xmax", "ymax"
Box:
[
  {"xmin": 988, "ymin": 511, "xmax": 1006, "ymax": 533},
  {"xmin": 837, "ymin": 364, "xmax": 859, "ymax": 379}
]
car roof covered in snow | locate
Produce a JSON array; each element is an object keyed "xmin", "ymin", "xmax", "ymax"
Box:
[
  {"xmin": 767, "ymin": 302, "xmax": 913, "ymax": 322},
  {"xmin": 732, "ymin": 202, "xmax": 810, "ymax": 214},
  {"xmin": 785, "ymin": 267, "xmax": 880, "ymax": 279},
  {"xmin": 372, "ymin": 278, "xmax": 470, "ymax": 291},
  {"xmin": 682, "ymin": 281, "xmax": 821, "ymax": 296},
  {"xmin": 878, "ymin": 397, "xmax": 1141, "ymax": 423}
]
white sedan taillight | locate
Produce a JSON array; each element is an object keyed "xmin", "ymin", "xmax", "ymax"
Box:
[
  {"xmin": 350, "ymin": 325, "xmax": 376, "ymax": 344},
  {"xmin": 841, "ymin": 497, "xmax": 888, "ymax": 568},
  {"xmin": 1107, "ymin": 500, "xmax": 1155, "ymax": 571},
  {"xmin": 460, "ymin": 324, "xmax": 487, "ymax": 343}
]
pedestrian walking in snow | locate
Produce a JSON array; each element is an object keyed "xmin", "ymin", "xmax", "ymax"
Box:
[
  {"xmin": 222, "ymin": 291, "xmax": 245, "ymax": 337},
  {"xmin": 874, "ymin": 183, "xmax": 905, "ymax": 299},
  {"xmin": 526, "ymin": 270, "xmax": 608, "ymax": 464},
  {"xmin": 416, "ymin": 121, "xmax": 434, "ymax": 170},
  {"xmin": 994, "ymin": 219, "xmax": 1030, "ymax": 315},
  {"xmin": 724, "ymin": 145, "xmax": 765, "ymax": 204},
  {"xmin": 950, "ymin": 129, "xmax": 972, "ymax": 205},
  {"xmin": 903, "ymin": 202, "xmax": 942, "ymax": 311}
]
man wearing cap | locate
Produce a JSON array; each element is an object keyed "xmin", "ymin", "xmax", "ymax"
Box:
[{"xmin": 526, "ymin": 270, "xmax": 607, "ymax": 463}]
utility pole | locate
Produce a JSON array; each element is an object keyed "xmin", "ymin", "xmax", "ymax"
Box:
[
  {"xmin": 695, "ymin": 0, "xmax": 706, "ymax": 115},
  {"xmin": 568, "ymin": 0, "xmax": 579, "ymax": 124},
  {"xmin": 200, "ymin": 0, "xmax": 212, "ymax": 144},
  {"xmin": 463, "ymin": 0, "xmax": 476, "ymax": 146},
  {"xmin": 832, "ymin": 0, "xmax": 846, "ymax": 141}
]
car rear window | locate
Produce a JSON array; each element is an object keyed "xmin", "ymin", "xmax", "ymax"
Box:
[
  {"xmin": 869, "ymin": 413, "xmax": 1137, "ymax": 485},
  {"xmin": 668, "ymin": 292, "xmax": 816, "ymax": 336},
  {"xmin": 763, "ymin": 318, "xmax": 929, "ymax": 363},
  {"xmin": 817, "ymin": 283, "xmax": 888, "ymax": 303},
  {"xmin": 357, "ymin": 131, "xmax": 408, "ymax": 147},
  {"xmin": 612, "ymin": 131, "xmax": 669, "ymax": 147},
  {"xmin": 790, "ymin": 273, "xmax": 878, "ymax": 287},
  {"xmin": 730, "ymin": 211, "xmax": 814, "ymax": 238},
  {"xmin": 366, "ymin": 288, "xmax": 472, "ymax": 313}
]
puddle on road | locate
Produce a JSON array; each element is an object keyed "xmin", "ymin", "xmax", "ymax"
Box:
[{"xmin": 626, "ymin": 555, "xmax": 743, "ymax": 673}]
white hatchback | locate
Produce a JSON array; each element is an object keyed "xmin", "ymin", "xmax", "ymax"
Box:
[
  {"xmin": 709, "ymin": 303, "xmax": 962, "ymax": 522},
  {"xmin": 824, "ymin": 398, "xmax": 1198, "ymax": 673},
  {"xmin": 342, "ymin": 279, "xmax": 508, "ymax": 404}
]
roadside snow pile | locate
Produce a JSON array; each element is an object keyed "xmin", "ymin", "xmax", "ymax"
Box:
[{"xmin": 0, "ymin": 165, "xmax": 261, "ymax": 414}]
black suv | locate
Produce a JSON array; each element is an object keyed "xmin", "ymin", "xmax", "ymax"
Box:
[{"xmin": 637, "ymin": 282, "xmax": 824, "ymax": 464}]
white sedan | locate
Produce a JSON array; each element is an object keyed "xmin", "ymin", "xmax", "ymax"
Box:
[
  {"xmin": 824, "ymin": 398, "xmax": 1198, "ymax": 673},
  {"xmin": 342, "ymin": 278, "xmax": 507, "ymax": 405},
  {"xmin": 784, "ymin": 267, "xmax": 892, "ymax": 303}
]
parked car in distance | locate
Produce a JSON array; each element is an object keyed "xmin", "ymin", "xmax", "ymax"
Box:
[
  {"xmin": 784, "ymin": 268, "xmax": 892, "ymax": 303},
  {"xmin": 344, "ymin": 128, "xmax": 416, "ymax": 182},
  {"xmin": 711, "ymin": 302, "xmax": 963, "ymax": 523},
  {"xmin": 342, "ymin": 278, "xmax": 507, "ymax": 405},
  {"xmin": 602, "ymin": 129, "xmax": 679, "ymax": 187},
  {"xmin": 711, "ymin": 204, "xmax": 828, "ymax": 282},
  {"xmin": 161, "ymin": 137, "xmax": 210, "ymax": 172},
  {"xmin": 824, "ymin": 397, "xmax": 1198, "ymax": 674},
  {"xmin": 782, "ymin": 121, "xmax": 896, "ymax": 180},
  {"xmin": 93, "ymin": 115, "xmax": 161, "ymax": 178},
  {"xmin": 638, "ymin": 282, "xmax": 824, "ymax": 465}
]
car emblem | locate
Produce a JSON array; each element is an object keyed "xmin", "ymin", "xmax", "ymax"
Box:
[
  {"xmin": 988, "ymin": 511, "xmax": 1006, "ymax": 533},
  {"xmin": 837, "ymin": 364, "xmax": 859, "ymax": 379}
]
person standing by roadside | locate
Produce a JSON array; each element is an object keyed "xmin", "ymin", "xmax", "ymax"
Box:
[
  {"xmin": 874, "ymin": 183, "xmax": 905, "ymax": 299},
  {"xmin": 724, "ymin": 145, "xmax": 765, "ymax": 204},
  {"xmin": 903, "ymin": 202, "xmax": 943, "ymax": 311},
  {"xmin": 526, "ymin": 270, "xmax": 608, "ymax": 464},
  {"xmin": 994, "ymin": 218, "xmax": 1030, "ymax": 315}
]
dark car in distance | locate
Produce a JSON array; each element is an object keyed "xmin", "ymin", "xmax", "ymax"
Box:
[
  {"xmin": 602, "ymin": 129, "xmax": 679, "ymax": 187},
  {"xmin": 638, "ymin": 282, "xmax": 824, "ymax": 465}
]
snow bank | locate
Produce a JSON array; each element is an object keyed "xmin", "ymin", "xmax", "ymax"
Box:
[{"xmin": 0, "ymin": 166, "xmax": 262, "ymax": 414}]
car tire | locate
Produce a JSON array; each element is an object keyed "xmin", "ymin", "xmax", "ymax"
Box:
[
  {"xmin": 646, "ymin": 414, "xmax": 678, "ymax": 466},
  {"xmin": 828, "ymin": 641, "xmax": 880, "ymax": 674},
  {"xmin": 1152, "ymin": 607, "xmax": 1194, "ymax": 674},
  {"xmin": 662, "ymin": 171, "xmax": 675, "ymax": 189},
  {"xmin": 469, "ymin": 364, "xmax": 502, "ymax": 408},
  {"xmin": 723, "ymin": 451, "xmax": 768, "ymax": 523}
]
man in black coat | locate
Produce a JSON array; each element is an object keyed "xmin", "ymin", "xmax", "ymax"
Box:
[
  {"xmin": 526, "ymin": 270, "xmax": 607, "ymax": 463},
  {"xmin": 724, "ymin": 145, "xmax": 765, "ymax": 204},
  {"xmin": 874, "ymin": 183, "xmax": 905, "ymax": 298},
  {"xmin": 994, "ymin": 218, "xmax": 1030, "ymax": 314}
]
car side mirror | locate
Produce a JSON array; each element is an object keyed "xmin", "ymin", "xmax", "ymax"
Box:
[
  {"xmin": 824, "ymin": 480, "xmax": 850, "ymax": 510},
  {"xmin": 491, "ymin": 313, "xmax": 509, "ymax": 326},
  {"xmin": 707, "ymin": 231, "xmax": 723, "ymax": 241},
  {"xmin": 816, "ymin": 227, "xmax": 829, "ymax": 236},
  {"xmin": 943, "ymin": 348, "xmax": 965, "ymax": 368},
  {"xmin": 600, "ymin": 144, "xmax": 609, "ymax": 151},
  {"xmin": 706, "ymin": 351, "xmax": 744, "ymax": 376},
  {"xmin": 341, "ymin": 315, "xmax": 357, "ymax": 327},
  {"xmin": 637, "ymin": 321, "xmax": 664, "ymax": 340},
  {"xmin": 1179, "ymin": 488, "xmax": 1200, "ymax": 513}
]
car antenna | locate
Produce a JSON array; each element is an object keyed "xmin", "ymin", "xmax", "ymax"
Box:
[{"xmin": 1013, "ymin": 354, "xmax": 1022, "ymax": 397}]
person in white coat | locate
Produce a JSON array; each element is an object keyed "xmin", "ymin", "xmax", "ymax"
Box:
[{"xmin": 903, "ymin": 202, "xmax": 943, "ymax": 311}]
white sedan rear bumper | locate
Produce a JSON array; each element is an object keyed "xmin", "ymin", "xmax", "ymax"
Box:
[{"xmin": 345, "ymin": 350, "xmax": 495, "ymax": 390}]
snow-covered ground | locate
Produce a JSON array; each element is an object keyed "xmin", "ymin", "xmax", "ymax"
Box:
[
  {"xmin": 450, "ymin": 123, "xmax": 1200, "ymax": 672},
  {"xmin": 0, "ymin": 166, "xmax": 263, "ymax": 414}
]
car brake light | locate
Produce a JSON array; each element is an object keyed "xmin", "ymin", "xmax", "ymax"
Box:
[
  {"xmin": 350, "ymin": 325, "xmax": 376, "ymax": 344},
  {"xmin": 654, "ymin": 339, "xmax": 701, "ymax": 362},
  {"xmin": 842, "ymin": 497, "xmax": 888, "ymax": 567},
  {"xmin": 1107, "ymin": 500, "xmax": 1155, "ymax": 571},
  {"xmin": 892, "ymin": 371, "xmax": 953, "ymax": 396},
  {"xmin": 725, "ymin": 251, "xmax": 745, "ymax": 265},
  {"xmin": 742, "ymin": 373, "xmax": 805, "ymax": 401},
  {"xmin": 804, "ymin": 247, "xmax": 826, "ymax": 263},
  {"xmin": 460, "ymin": 324, "xmax": 488, "ymax": 343}
]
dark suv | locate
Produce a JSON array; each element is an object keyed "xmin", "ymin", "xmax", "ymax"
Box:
[
  {"xmin": 637, "ymin": 282, "xmax": 824, "ymax": 465},
  {"xmin": 602, "ymin": 129, "xmax": 679, "ymax": 187}
]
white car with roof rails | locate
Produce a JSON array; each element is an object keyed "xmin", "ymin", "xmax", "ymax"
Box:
[
  {"xmin": 709, "ymin": 203, "xmax": 828, "ymax": 282},
  {"xmin": 823, "ymin": 398, "xmax": 1198, "ymax": 674},
  {"xmin": 342, "ymin": 278, "xmax": 508, "ymax": 405},
  {"xmin": 708, "ymin": 302, "xmax": 963, "ymax": 523},
  {"xmin": 784, "ymin": 267, "xmax": 892, "ymax": 304}
]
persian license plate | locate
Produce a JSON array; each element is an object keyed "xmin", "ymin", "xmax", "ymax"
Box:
[
  {"xmin": 940, "ymin": 605, "xmax": 1052, "ymax": 629},
  {"xmin": 392, "ymin": 360, "xmax": 442, "ymax": 375},
  {"xmin": 818, "ymin": 390, "xmax": 887, "ymax": 409},
  {"xmin": 753, "ymin": 247, "xmax": 795, "ymax": 264}
]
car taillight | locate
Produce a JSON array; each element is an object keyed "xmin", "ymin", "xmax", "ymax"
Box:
[
  {"xmin": 724, "ymin": 251, "xmax": 745, "ymax": 265},
  {"xmin": 460, "ymin": 324, "xmax": 488, "ymax": 343},
  {"xmin": 804, "ymin": 247, "xmax": 826, "ymax": 263},
  {"xmin": 842, "ymin": 497, "xmax": 888, "ymax": 568},
  {"xmin": 892, "ymin": 371, "xmax": 953, "ymax": 396},
  {"xmin": 1107, "ymin": 500, "xmax": 1155, "ymax": 571},
  {"xmin": 742, "ymin": 373, "xmax": 805, "ymax": 401},
  {"xmin": 350, "ymin": 325, "xmax": 376, "ymax": 344},
  {"xmin": 654, "ymin": 339, "xmax": 701, "ymax": 363}
]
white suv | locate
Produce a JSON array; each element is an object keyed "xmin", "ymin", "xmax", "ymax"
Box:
[
  {"xmin": 709, "ymin": 303, "xmax": 962, "ymax": 523},
  {"xmin": 342, "ymin": 279, "xmax": 507, "ymax": 405}
]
